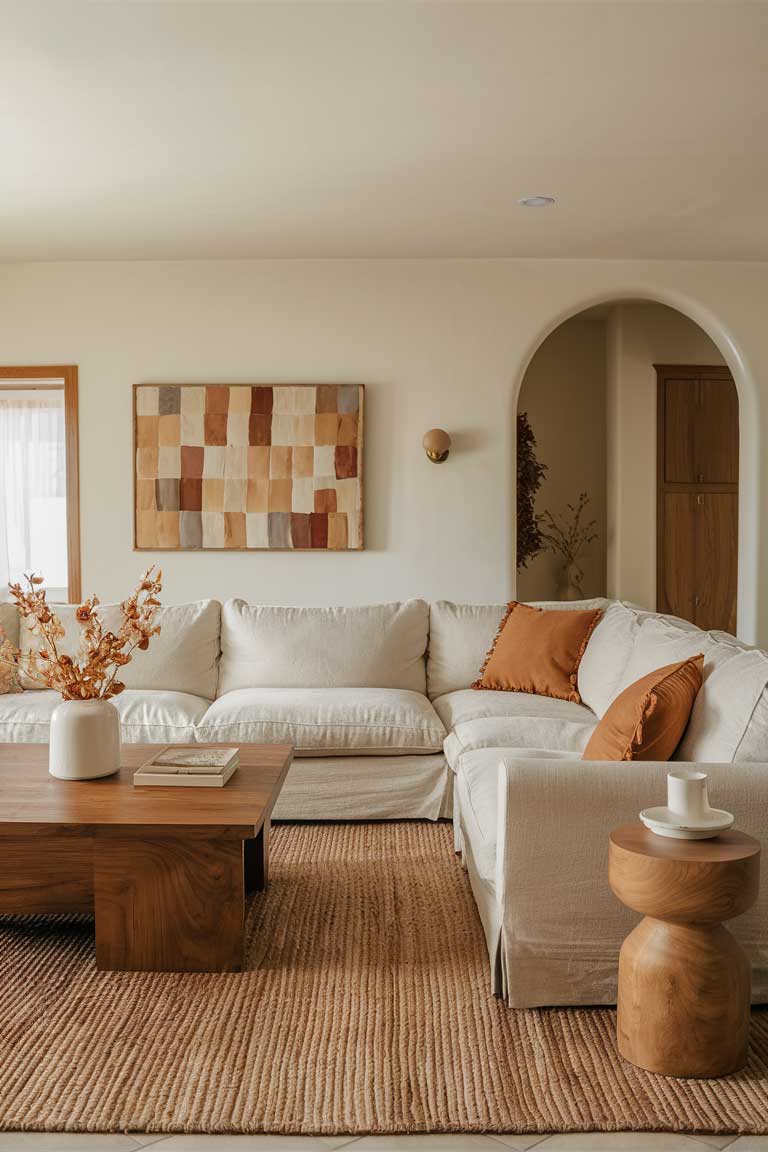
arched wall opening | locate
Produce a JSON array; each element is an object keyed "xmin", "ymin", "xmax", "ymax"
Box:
[{"xmin": 511, "ymin": 290, "xmax": 758, "ymax": 643}]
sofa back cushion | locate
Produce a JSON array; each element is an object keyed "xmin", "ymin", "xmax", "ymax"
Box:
[
  {"xmin": 677, "ymin": 645, "xmax": 768, "ymax": 763},
  {"xmin": 577, "ymin": 601, "xmax": 640, "ymax": 717},
  {"xmin": 0, "ymin": 602, "xmax": 19, "ymax": 649},
  {"xmin": 0, "ymin": 603, "xmax": 20, "ymax": 693},
  {"xmin": 218, "ymin": 599, "xmax": 429, "ymax": 694},
  {"xmin": 426, "ymin": 598, "xmax": 608, "ymax": 700},
  {"xmin": 19, "ymin": 600, "xmax": 221, "ymax": 700},
  {"xmin": 731, "ymin": 683, "xmax": 768, "ymax": 762},
  {"xmin": 619, "ymin": 615, "xmax": 768, "ymax": 763}
]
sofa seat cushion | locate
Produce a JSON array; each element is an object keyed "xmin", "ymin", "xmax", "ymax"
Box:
[
  {"xmin": 435, "ymin": 689, "xmax": 596, "ymax": 769},
  {"xmin": 0, "ymin": 689, "xmax": 209, "ymax": 744},
  {"xmin": 198, "ymin": 688, "xmax": 446, "ymax": 755},
  {"xmin": 434, "ymin": 687, "xmax": 596, "ymax": 729},
  {"xmin": 457, "ymin": 746, "xmax": 580, "ymax": 888},
  {"xmin": 445, "ymin": 710, "xmax": 595, "ymax": 769}
]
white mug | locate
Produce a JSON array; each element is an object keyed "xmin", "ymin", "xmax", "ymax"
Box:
[{"xmin": 667, "ymin": 769, "xmax": 710, "ymax": 822}]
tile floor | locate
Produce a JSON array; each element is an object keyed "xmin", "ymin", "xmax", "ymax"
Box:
[{"xmin": 0, "ymin": 1133, "xmax": 767, "ymax": 1150}]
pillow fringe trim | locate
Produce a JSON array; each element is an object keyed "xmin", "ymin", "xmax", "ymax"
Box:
[
  {"xmin": 471, "ymin": 601, "xmax": 518, "ymax": 691},
  {"xmin": 624, "ymin": 689, "xmax": 658, "ymax": 760},
  {"xmin": 568, "ymin": 608, "xmax": 604, "ymax": 703}
]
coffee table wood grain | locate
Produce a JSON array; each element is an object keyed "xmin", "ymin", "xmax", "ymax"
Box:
[{"xmin": 0, "ymin": 743, "xmax": 293, "ymax": 973}]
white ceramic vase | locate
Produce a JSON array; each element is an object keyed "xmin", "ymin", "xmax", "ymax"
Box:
[{"xmin": 49, "ymin": 698, "xmax": 121, "ymax": 781}]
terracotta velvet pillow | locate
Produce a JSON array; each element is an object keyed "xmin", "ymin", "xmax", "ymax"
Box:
[
  {"xmin": 582, "ymin": 654, "xmax": 704, "ymax": 762},
  {"xmin": 472, "ymin": 601, "xmax": 603, "ymax": 704}
]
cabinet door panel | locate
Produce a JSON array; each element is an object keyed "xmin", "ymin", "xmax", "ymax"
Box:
[
  {"xmin": 695, "ymin": 493, "xmax": 738, "ymax": 633},
  {"xmin": 695, "ymin": 378, "xmax": 739, "ymax": 484},
  {"xmin": 664, "ymin": 378, "xmax": 697, "ymax": 483},
  {"xmin": 659, "ymin": 493, "xmax": 696, "ymax": 624}
]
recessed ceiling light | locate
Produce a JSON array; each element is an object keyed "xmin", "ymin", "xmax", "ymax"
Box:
[{"xmin": 518, "ymin": 195, "xmax": 556, "ymax": 208}]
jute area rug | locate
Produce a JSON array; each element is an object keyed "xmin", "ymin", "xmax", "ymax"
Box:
[{"xmin": 1, "ymin": 821, "xmax": 767, "ymax": 1136}]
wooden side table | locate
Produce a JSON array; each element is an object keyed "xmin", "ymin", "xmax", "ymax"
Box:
[{"xmin": 608, "ymin": 822, "xmax": 760, "ymax": 1077}]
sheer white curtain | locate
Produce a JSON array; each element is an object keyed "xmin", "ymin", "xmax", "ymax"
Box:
[{"xmin": 0, "ymin": 390, "xmax": 67, "ymax": 600}]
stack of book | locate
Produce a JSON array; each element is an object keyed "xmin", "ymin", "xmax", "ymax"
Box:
[{"xmin": 133, "ymin": 746, "xmax": 240, "ymax": 787}]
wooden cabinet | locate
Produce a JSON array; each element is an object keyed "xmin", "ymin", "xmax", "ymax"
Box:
[{"xmin": 656, "ymin": 366, "xmax": 738, "ymax": 633}]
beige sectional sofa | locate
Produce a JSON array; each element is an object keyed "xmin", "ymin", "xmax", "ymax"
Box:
[
  {"xmin": 1, "ymin": 593, "xmax": 767, "ymax": 1008},
  {"xmin": 0, "ymin": 598, "xmax": 450, "ymax": 820},
  {"xmin": 438, "ymin": 599, "xmax": 768, "ymax": 1009}
]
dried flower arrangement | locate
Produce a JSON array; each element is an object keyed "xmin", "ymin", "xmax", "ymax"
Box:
[
  {"xmin": 0, "ymin": 568, "xmax": 162, "ymax": 700},
  {"xmin": 539, "ymin": 492, "xmax": 598, "ymax": 593}
]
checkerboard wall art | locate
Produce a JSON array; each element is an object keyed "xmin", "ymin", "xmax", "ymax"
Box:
[{"xmin": 134, "ymin": 384, "xmax": 364, "ymax": 550}]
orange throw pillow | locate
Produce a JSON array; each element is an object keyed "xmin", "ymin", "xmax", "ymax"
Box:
[
  {"xmin": 582, "ymin": 654, "xmax": 704, "ymax": 762},
  {"xmin": 472, "ymin": 601, "xmax": 603, "ymax": 704}
]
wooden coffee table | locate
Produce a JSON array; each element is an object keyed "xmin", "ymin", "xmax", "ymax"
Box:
[
  {"xmin": 0, "ymin": 743, "xmax": 293, "ymax": 974},
  {"xmin": 609, "ymin": 821, "xmax": 761, "ymax": 1077}
]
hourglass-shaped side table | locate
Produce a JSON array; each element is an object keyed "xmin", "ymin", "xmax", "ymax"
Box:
[{"xmin": 609, "ymin": 822, "xmax": 760, "ymax": 1078}]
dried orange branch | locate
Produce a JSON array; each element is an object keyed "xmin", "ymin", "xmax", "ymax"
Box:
[{"xmin": 0, "ymin": 568, "xmax": 162, "ymax": 701}]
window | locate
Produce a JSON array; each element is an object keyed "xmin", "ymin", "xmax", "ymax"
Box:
[{"xmin": 0, "ymin": 367, "xmax": 80, "ymax": 603}]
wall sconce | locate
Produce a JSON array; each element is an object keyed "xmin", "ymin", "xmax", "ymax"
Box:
[{"xmin": 422, "ymin": 428, "xmax": 451, "ymax": 463}]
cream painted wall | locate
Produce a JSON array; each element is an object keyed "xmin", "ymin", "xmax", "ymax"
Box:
[
  {"xmin": 516, "ymin": 315, "xmax": 606, "ymax": 602},
  {"xmin": 606, "ymin": 302, "xmax": 726, "ymax": 610},
  {"xmin": 0, "ymin": 259, "xmax": 765, "ymax": 643}
]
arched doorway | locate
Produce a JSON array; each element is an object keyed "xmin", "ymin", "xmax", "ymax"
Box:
[{"xmin": 515, "ymin": 299, "xmax": 741, "ymax": 634}]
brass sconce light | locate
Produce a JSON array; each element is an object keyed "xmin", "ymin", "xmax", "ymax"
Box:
[{"xmin": 423, "ymin": 428, "xmax": 451, "ymax": 463}]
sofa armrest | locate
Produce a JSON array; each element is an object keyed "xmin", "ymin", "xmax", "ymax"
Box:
[{"xmin": 495, "ymin": 757, "xmax": 768, "ymax": 1006}]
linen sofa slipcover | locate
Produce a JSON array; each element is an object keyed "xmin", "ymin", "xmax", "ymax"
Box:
[
  {"xmin": 493, "ymin": 757, "xmax": 768, "ymax": 1007},
  {"xmin": 426, "ymin": 597, "xmax": 608, "ymax": 700},
  {"xmin": 447, "ymin": 602, "xmax": 768, "ymax": 1007},
  {"xmin": 19, "ymin": 599, "xmax": 222, "ymax": 700},
  {"xmin": 219, "ymin": 599, "xmax": 430, "ymax": 693},
  {"xmin": 3, "ymin": 592, "xmax": 768, "ymax": 1008},
  {"xmin": 0, "ymin": 688, "xmax": 207, "ymax": 745},
  {"xmin": 437, "ymin": 692, "xmax": 596, "ymax": 768},
  {"xmin": 1, "ymin": 598, "xmax": 450, "ymax": 821},
  {"xmin": 199, "ymin": 687, "xmax": 445, "ymax": 755}
]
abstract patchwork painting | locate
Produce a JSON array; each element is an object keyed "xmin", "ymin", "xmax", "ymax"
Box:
[{"xmin": 133, "ymin": 384, "xmax": 364, "ymax": 550}]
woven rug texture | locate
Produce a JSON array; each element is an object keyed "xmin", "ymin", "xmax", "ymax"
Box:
[{"xmin": 0, "ymin": 821, "xmax": 767, "ymax": 1135}]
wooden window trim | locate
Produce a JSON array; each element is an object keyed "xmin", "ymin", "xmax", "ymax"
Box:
[{"xmin": 0, "ymin": 366, "xmax": 81, "ymax": 603}]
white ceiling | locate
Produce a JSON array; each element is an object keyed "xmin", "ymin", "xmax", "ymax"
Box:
[{"xmin": 3, "ymin": 1, "xmax": 768, "ymax": 261}]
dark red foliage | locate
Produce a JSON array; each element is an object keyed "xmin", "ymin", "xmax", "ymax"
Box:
[{"xmin": 517, "ymin": 411, "xmax": 547, "ymax": 570}]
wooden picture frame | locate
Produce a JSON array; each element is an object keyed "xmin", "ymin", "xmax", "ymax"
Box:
[
  {"xmin": 133, "ymin": 383, "xmax": 364, "ymax": 551},
  {"xmin": 0, "ymin": 365, "xmax": 81, "ymax": 602}
]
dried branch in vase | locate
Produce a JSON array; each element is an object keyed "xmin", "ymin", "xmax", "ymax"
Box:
[
  {"xmin": 539, "ymin": 492, "xmax": 598, "ymax": 567},
  {"xmin": 0, "ymin": 568, "xmax": 162, "ymax": 701}
]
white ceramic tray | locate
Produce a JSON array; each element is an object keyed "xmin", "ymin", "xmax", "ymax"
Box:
[{"xmin": 639, "ymin": 805, "xmax": 735, "ymax": 840}]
